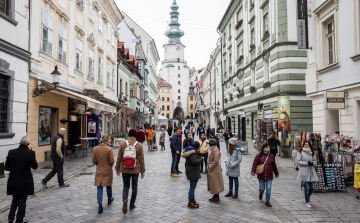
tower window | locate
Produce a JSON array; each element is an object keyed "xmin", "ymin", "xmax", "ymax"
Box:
[
  {"xmin": 178, "ymin": 96, "xmax": 181, "ymax": 100},
  {"xmin": 178, "ymin": 66, "xmax": 180, "ymax": 70},
  {"xmin": 178, "ymin": 89, "xmax": 181, "ymax": 93},
  {"xmin": 178, "ymin": 74, "xmax": 180, "ymax": 77},
  {"xmin": 178, "ymin": 81, "xmax": 180, "ymax": 84}
]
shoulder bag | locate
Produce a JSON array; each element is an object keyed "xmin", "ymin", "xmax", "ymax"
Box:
[{"xmin": 255, "ymin": 154, "xmax": 269, "ymax": 175}]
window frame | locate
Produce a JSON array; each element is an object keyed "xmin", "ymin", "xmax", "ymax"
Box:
[
  {"xmin": 98, "ymin": 56, "xmax": 102, "ymax": 83},
  {"xmin": 178, "ymin": 96, "xmax": 181, "ymax": 100},
  {"xmin": 75, "ymin": 38, "xmax": 83, "ymax": 71},
  {"xmin": 76, "ymin": 0, "xmax": 84, "ymax": 11},
  {"xmin": 326, "ymin": 20, "xmax": 336, "ymax": 65},
  {"xmin": 167, "ymin": 97, "xmax": 170, "ymax": 101},
  {"xmin": 88, "ymin": 48, "xmax": 94, "ymax": 78},
  {"xmin": 98, "ymin": 11, "xmax": 103, "ymax": 33},
  {"xmin": 107, "ymin": 23, "xmax": 111, "ymax": 42},
  {"xmin": 106, "ymin": 63, "xmax": 110, "ymax": 87},
  {"xmin": 251, "ymin": 67, "xmax": 255, "ymax": 86},
  {"xmin": 263, "ymin": 13, "xmax": 269, "ymax": 33},
  {"xmin": 162, "ymin": 97, "xmax": 165, "ymax": 101},
  {"xmin": 89, "ymin": 0, "xmax": 94, "ymax": 22},
  {"xmin": 41, "ymin": 9, "xmax": 53, "ymax": 56},
  {"xmin": 238, "ymin": 7, "xmax": 243, "ymax": 21},
  {"xmin": 57, "ymin": 22, "xmax": 67, "ymax": 63},
  {"xmin": 264, "ymin": 58, "xmax": 270, "ymax": 83}
]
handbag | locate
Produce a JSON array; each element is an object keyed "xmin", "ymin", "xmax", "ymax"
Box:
[{"xmin": 255, "ymin": 154, "xmax": 269, "ymax": 175}]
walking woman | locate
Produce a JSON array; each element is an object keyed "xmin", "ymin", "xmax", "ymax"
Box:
[
  {"xmin": 207, "ymin": 138, "xmax": 224, "ymax": 202},
  {"xmin": 251, "ymin": 143, "xmax": 279, "ymax": 207},
  {"xmin": 225, "ymin": 138, "xmax": 242, "ymax": 199},
  {"xmin": 183, "ymin": 132, "xmax": 194, "ymax": 149},
  {"xmin": 182, "ymin": 141, "xmax": 203, "ymax": 208},
  {"xmin": 297, "ymin": 140, "xmax": 318, "ymax": 208},
  {"xmin": 191, "ymin": 124, "xmax": 196, "ymax": 139},
  {"xmin": 267, "ymin": 130, "xmax": 280, "ymax": 158},
  {"xmin": 92, "ymin": 134, "xmax": 115, "ymax": 213},
  {"xmin": 159, "ymin": 128, "xmax": 166, "ymax": 150}
]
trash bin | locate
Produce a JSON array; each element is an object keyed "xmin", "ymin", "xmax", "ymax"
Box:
[{"xmin": 45, "ymin": 150, "xmax": 51, "ymax": 161}]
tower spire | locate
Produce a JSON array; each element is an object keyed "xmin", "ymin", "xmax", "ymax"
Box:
[{"xmin": 164, "ymin": 0, "xmax": 184, "ymax": 44}]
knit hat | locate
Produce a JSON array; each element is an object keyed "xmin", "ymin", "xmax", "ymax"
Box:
[
  {"xmin": 128, "ymin": 129, "xmax": 137, "ymax": 137},
  {"xmin": 229, "ymin": 137, "xmax": 237, "ymax": 145},
  {"xmin": 209, "ymin": 138, "xmax": 217, "ymax": 147},
  {"xmin": 191, "ymin": 141, "xmax": 200, "ymax": 149}
]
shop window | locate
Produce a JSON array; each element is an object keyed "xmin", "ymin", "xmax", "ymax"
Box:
[
  {"xmin": 41, "ymin": 9, "xmax": 53, "ymax": 55},
  {"xmin": 75, "ymin": 38, "xmax": 83, "ymax": 71},
  {"xmin": 98, "ymin": 11, "xmax": 103, "ymax": 32},
  {"xmin": 88, "ymin": 48, "xmax": 94, "ymax": 78},
  {"xmin": 57, "ymin": 22, "xmax": 67, "ymax": 63},
  {"xmin": 325, "ymin": 110, "xmax": 339, "ymax": 135},
  {"xmin": 38, "ymin": 106, "xmax": 58, "ymax": 146},
  {"xmin": 89, "ymin": 0, "xmax": 94, "ymax": 22},
  {"xmin": 98, "ymin": 56, "xmax": 102, "ymax": 83},
  {"xmin": 76, "ymin": 0, "xmax": 83, "ymax": 10}
]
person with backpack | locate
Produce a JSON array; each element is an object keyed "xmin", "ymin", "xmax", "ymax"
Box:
[
  {"xmin": 115, "ymin": 129, "xmax": 145, "ymax": 214},
  {"xmin": 170, "ymin": 129, "xmax": 182, "ymax": 178},
  {"xmin": 145, "ymin": 127, "xmax": 156, "ymax": 151},
  {"xmin": 190, "ymin": 124, "xmax": 196, "ymax": 139},
  {"xmin": 197, "ymin": 123, "xmax": 205, "ymax": 136},
  {"xmin": 92, "ymin": 135, "xmax": 115, "ymax": 214},
  {"xmin": 198, "ymin": 133, "xmax": 210, "ymax": 174}
]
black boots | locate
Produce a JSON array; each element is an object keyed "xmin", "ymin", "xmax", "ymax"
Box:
[
  {"xmin": 233, "ymin": 191, "xmax": 238, "ymax": 199},
  {"xmin": 209, "ymin": 194, "xmax": 220, "ymax": 202},
  {"xmin": 225, "ymin": 191, "xmax": 233, "ymax": 197}
]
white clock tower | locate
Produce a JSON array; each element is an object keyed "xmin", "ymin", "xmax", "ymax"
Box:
[{"xmin": 159, "ymin": 0, "xmax": 190, "ymax": 122}]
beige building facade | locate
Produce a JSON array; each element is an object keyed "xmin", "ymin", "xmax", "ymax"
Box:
[{"xmin": 157, "ymin": 77, "xmax": 173, "ymax": 120}]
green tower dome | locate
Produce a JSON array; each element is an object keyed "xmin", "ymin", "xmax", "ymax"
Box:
[{"xmin": 164, "ymin": 0, "xmax": 184, "ymax": 45}]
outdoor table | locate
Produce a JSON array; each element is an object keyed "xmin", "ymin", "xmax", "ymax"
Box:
[{"xmin": 80, "ymin": 137, "xmax": 98, "ymax": 158}]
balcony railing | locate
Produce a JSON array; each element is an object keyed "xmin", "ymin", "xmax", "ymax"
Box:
[{"xmin": 161, "ymin": 58, "xmax": 187, "ymax": 65}]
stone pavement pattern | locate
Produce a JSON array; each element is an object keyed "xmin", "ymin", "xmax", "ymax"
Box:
[{"xmin": 0, "ymin": 129, "xmax": 359, "ymax": 223}]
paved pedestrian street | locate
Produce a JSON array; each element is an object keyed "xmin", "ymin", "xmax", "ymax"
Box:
[{"xmin": 0, "ymin": 131, "xmax": 359, "ymax": 223}]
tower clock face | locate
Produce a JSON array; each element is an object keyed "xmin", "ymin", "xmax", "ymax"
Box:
[{"xmin": 176, "ymin": 46, "xmax": 181, "ymax": 51}]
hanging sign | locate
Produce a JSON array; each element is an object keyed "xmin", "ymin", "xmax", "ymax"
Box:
[
  {"xmin": 297, "ymin": 0, "xmax": 308, "ymax": 49},
  {"xmin": 238, "ymin": 111, "xmax": 245, "ymax": 117},
  {"xmin": 264, "ymin": 110, "xmax": 272, "ymax": 119},
  {"xmin": 324, "ymin": 91, "xmax": 345, "ymax": 109},
  {"xmin": 278, "ymin": 96, "xmax": 291, "ymax": 147},
  {"xmin": 221, "ymin": 115, "xmax": 226, "ymax": 121}
]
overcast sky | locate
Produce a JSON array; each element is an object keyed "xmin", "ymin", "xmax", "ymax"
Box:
[{"xmin": 115, "ymin": 0, "xmax": 231, "ymax": 72}]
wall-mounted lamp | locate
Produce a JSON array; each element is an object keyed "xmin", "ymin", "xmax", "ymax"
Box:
[{"xmin": 32, "ymin": 65, "xmax": 62, "ymax": 97}]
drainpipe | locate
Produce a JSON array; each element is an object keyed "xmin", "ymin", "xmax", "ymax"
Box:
[
  {"xmin": 217, "ymin": 29, "xmax": 224, "ymax": 129},
  {"xmin": 26, "ymin": 0, "xmax": 31, "ymax": 134}
]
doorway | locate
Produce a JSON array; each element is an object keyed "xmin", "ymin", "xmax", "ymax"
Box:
[{"xmin": 69, "ymin": 115, "xmax": 81, "ymax": 146}]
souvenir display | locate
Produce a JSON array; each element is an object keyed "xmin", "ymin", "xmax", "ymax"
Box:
[
  {"xmin": 315, "ymin": 164, "xmax": 326, "ymax": 191},
  {"xmin": 324, "ymin": 163, "xmax": 346, "ymax": 190}
]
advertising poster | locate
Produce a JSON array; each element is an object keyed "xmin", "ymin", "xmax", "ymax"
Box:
[
  {"xmin": 39, "ymin": 107, "xmax": 51, "ymax": 146},
  {"xmin": 278, "ymin": 96, "xmax": 291, "ymax": 146},
  {"xmin": 88, "ymin": 120, "xmax": 96, "ymax": 133}
]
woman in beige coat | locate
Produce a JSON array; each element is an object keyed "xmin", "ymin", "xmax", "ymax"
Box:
[
  {"xmin": 207, "ymin": 138, "xmax": 224, "ymax": 202},
  {"xmin": 92, "ymin": 135, "xmax": 115, "ymax": 213}
]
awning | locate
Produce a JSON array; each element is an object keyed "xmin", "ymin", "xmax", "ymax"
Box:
[{"xmin": 55, "ymin": 88, "xmax": 117, "ymax": 113}]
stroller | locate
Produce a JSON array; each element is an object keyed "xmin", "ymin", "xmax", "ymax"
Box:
[{"xmin": 151, "ymin": 136, "xmax": 158, "ymax": 151}]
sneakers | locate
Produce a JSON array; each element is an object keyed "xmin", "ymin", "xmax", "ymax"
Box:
[
  {"xmin": 171, "ymin": 173, "xmax": 180, "ymax": 178},
  {"xmin": 305, "ymin": 202, "xmax": 312, "ymax": 208},
  {"xmin": 41, "ymin": 180, "xmax": 48, "ymax": 189},
  {"xmin": 59, "ymin": 183, "xmax": 70, "ymax": 188},
  {"xmin": 98, "ymin": 204, "xmax": 103, "ymax": 214},
  {"xmin": 122, "ymin": 200, "xmax": 128, "ymax": 214},
  {"xmin": 108, "ymin": 197, "xmax": 114, "ymax": 205}
]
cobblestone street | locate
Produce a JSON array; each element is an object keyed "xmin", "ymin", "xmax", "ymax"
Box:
[{"xmin": 0, "ymin": 131, "xmax": 359, "ymax": 223}]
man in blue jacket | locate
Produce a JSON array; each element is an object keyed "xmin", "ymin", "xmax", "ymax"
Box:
[{"xmin": 170, "ymin": 129, "xmax": 181, "ymax": 178}]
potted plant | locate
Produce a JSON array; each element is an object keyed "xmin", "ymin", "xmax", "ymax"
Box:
[
  {"xmin": 249, "ymin": 2, "xmax": 254, "ymax": 12},
  {"xmin": 262, "ymin": 30, "xmax": 269, "ymax": 40},
  {"xmin": 237, "ymin": 88, "xmax": 244, "ymax": 97},
  {"xmin": 263, "ymin": 82, "xmax": 271, "ymax": 88},
  {"xmin": 229, "ymin": 93, "xmax": 233, "ymax": 100},
  {"xmin": 236, "ymin": 55, "xmax": 244, "ymax": 64},
  {"xmin": 235, "ymin": 19, "xmax": 243, "ymax": 30},
  {"xmin": 249, "ymin": 44, "xmax": 255, "ymax": 51},
  {"xmin": 250, "ymin": 86, "xmax": 256, "ymax": 92}
]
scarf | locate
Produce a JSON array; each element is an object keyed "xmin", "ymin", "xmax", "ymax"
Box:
[
  {"xmin": 200, "ymin": 138, "xmax": 206, "ymax": 142},
  {"xmin": 302, "ymin": 147, "xmax": 312, "ymax": 155}
]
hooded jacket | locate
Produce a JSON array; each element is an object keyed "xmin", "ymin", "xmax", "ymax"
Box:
[
  {"xmin": 225, "ymin": 146, "xmax": 242, "ymax": 177},
  {"xmin": 182, "ymin": 147, "xmax": 202, "ymax": 181}
]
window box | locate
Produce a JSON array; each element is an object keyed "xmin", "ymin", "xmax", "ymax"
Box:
[
  {"xmin": 236, "ymin": 55, "xmax": 244, "ymax": 64},
  {"xmin": 261, "ymin": 31, "xmax": 270, "ymax": 41},
  {"xmin": 250, "ymin": 86, "xmax": 256, "ymax": 92},
  {"xmin": 229, "ymin": 93, "xmax": 233, "ymax": 100},
  {"xmin": 235, "ymin": 19, "xmax": 243, "ymax": 30},
  {"xmin": 263, "ymin": 82, "xmax": 271, "ymax": 88},
  {"xmin": 249, "ymin": 3, "xmax": 254, "ymax": 12},
  {"xmin": 223, "ymin": 43, "xmax": 226, "ymax": 48},
  {"xmin": 224, "ymin": 98, "xmax": 228, "ymax": 103},
  {"xmin": 249, "ymin": 44, "xmax": 255, "ymax": 52}
]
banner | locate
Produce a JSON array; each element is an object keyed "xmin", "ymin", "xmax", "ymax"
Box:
[
  {"xmin": 145, "ymin": 96, "xmax": 150, "ymax": 104},
  {"xmin": 198, "ymin": 80, "xmax": 202, "ymax": 89},
  {"xmin": 297, "ymin": 0, "xmax": 308, "ymax": 49},
  {"xmin": 277, "ymin": 96, "xmax": 291, "ymax": 146}
]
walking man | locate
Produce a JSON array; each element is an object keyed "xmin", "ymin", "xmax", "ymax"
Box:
[
  {"xmin": 41, "ymin": 128, "xmax": 70, "ymax": 188},
  {"xmin": 197, "ymin": 123, "xmax": 205, "ymax": 136},
  {"xmin": 170, "ymin": 129, "xmax": 181, "ymax": 178},
  {"xmin": 223, "ymin": 128, "xmax": 233, "ymax": 152},
  {"xmin": 145, "ymin": 127, "xmax": 156, "ymax": 151},
  {"xmin": 5, "ymin": 136, "xmax": 38, "ymax": 223}
]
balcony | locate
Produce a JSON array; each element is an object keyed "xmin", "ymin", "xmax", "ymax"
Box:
[{"xmin": 161, "ymin": 58, "xmax": 187, "ymax": 65}]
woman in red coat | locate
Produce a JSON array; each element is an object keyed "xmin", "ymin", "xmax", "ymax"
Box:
[
  {"xmin": 136, "ymin": 127, "xmax": 146, "ymax": 143},
  {"xmin": 251, "ymin": 143, "xmax": 279, "ymax": 207}
]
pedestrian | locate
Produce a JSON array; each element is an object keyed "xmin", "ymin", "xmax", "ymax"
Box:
[
  {"xmin": 197, "ymin": 123, "xmax": 205, "ymax": 136},
  {"xmin": 167, "ymin": 125, "xmax": 173, "ymax": 136},
  {"xmin": 225, "ymin": 138, "xmax": 242, "ymax": 199},
  {"xmin": 170, "ymin": 128, "xmax": 182, "ymax": 178},
  {"xmin": 136, "ymin": 127, "xmax": 146, "ymax": 143},
  {"xmin": 267, "ymin": 130, "xmax": 280, "ymax": 158},
  {"xmin": 198, "ymin": 133, "xmax": 210, "ymax": 174},
  {"xmin": 251, "ymin": 143, "xmax": 279, "ymax": 207},
  {"xmin": 159, "ymin": 128, "xmax": 166, "ymax": 150},
  {"xmin": 206, "ymin": 126, "xmax": 211, "ymax": 139},
  {"xmin": 207, "ymin": 138, "xmax": 224, "ymax": 202},
  {"xmin": 297, "ymin": 140, "xmax": 318, "ymax": 208},
  {"xmin": 223, "ymin": 128, "xmax": 233, "ymax": 152},
  {"xmin": 209, "ymin": 131, "xmax": 220, "ymax": 150},
  {"xmin": 92, "ymin": 134, "xmax": 115, "ymax": 214},
  {"xmin": 182, "ymin": 141, "xmax": 203, "ymax": 208},
  {"xmin": 5, "ymin": 136, "xmax": 38, "ymax": 223},
  {"xmin": 183, "ymin": 132, "xmax": 194, "ymax": 149},
  {"xmin": 190, "ymin": 124, "xmax": 196, "ymax": 139},
  {"xmin": 115, "ymin": 129, "xmax": 145, "ymax": 214},
  {"xmin": 145, "ymin": 127, "xmax": 156, "ymax": 151},
  {"xmin": 41, "ymin": 128, "xmax": 70, "ymax": 189}
]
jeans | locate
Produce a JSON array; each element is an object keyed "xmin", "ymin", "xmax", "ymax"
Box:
[
  {"xmin": 188, "ymin": 180, "xmax": 198, "ymax": 199},
  {"xmin": 42, "ymin": 157, "xmax": 64, "ymax": 186},
  {"xmin": 304, "ymin": 182, "xmax": 315, "ymax": 203},
  {"xmin": 97, "ymin": 184, "xmax": 112, "ymax": 204},
  {"xmin": 176, "ymin": 154, "xmax": 181, "ymax": 171},
  {"xmin": 8, "ymin": 195, "xmax": 27, "ymax": 223},
  {"xmin": 199, "ymin": 153, "xmax": 208, "ymax": 171},
  {"xmin": 171, "ymin": 153, "xmax": 178, "ymax": 174},
  {"xmin": 122, "ymin": 173, "xmax": 139, "ymax": 207},
  {"xmin": 229, "ymin": 176, "xmax": 239, "ymax": 192},
  {"xmin": 258, "ymin": 179, "xmax": 273, "ymax": 202},
  {"xmin": 191, "ymin": 133, "xmax": 195, "ymax": 139},
  {"xmin": 147, "ymin": 140, "xmax": 153, "ymax": 150},
  {"xmin": 225, "ymin": 140, "xmax": 229, "ymax": 151}
]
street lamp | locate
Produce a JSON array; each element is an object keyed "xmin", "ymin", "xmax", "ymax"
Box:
[
  {"xmin": 216, "ymin": 101, "xmax": 220, "ymax": 110},
  {"xmin": 32, "ymin": 65, "xmax": 62, "ymax": 97}
]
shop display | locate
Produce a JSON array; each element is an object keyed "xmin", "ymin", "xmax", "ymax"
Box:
[
  {"xmin": 315, "ymin": 164, "xmax": 326, "ymax": 191},
  {"xmin": 324, "ymin": 163, "xmax": 347, "ymax": 191},
  {"xmin": 255, "ymin": 119, "xmax": 273, "ymax": 143},
  {"xmin": 39, "ymin": 106, "xmax": 52, "ymax": 146}
]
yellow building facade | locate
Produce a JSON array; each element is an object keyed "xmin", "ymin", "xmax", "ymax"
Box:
[
  {"xmin": 188, "ymin": 85, "xmax": 196, "ymax": 119},
  {"xmin": 157, "ymin": 77, "xmax": 173, "ymax": 120}
]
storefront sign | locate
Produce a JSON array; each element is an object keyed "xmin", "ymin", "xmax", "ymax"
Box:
[
  {"xmin": 221, "ymin": 115, "xmax": 226, "ymax": 121},
  {"xmin": 297, "ymin": 0, "xmax": 308, "ymax": 49},
  {"xmin": 324, "ymin": 91, "xmax": 345, "ymax": 109},
  {"xmin": 39, "ymin": 107, "xmax": 52, "ymax": 146},
  {"xmin": 238, "ymin": 111, "xmax": 245, "ymax": 117},
  {"xmin": 278, "ymin": 96, "xmax": 291, "ymax": 146},
  {"xmin": 264, "ymin": 110, "xmax": 272, "ymax": 119},
  {"xmin": 69, "ymin": 115, "xmax": 78, "ymax": 121}
]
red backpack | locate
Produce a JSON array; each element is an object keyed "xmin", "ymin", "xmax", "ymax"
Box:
[{"xmin": 122, "ymin": 140, "xmax": 138, "ymax": 168}]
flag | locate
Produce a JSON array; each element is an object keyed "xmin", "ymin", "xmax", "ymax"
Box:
[
  {"xmin": 145, "ymin": 96, "xmax": 150, "ymax": 104},
  {"xmin": 200, "ymin": 96, "xmax": 203, "ymax": 104},
  {"xmin": 156, "ymin": 99, "xmax": 159, "ymax": 102},
  {"xmin": 198, "ymin": 80, "xmax": 202, "ymax": 89}
]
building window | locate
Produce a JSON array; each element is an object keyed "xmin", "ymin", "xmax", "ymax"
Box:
[
  {"xmin": 160, "ymin": 105, "xmax": 164, "ymax": 110},
  {"xmin": 178, "ymin": 81, "xmax": 180, "ymax": 84},
  {"xmin": 89, "ymin": 0, "xmax": 94, "ymax": 22},
  {"xmin": 57, "ymin": 22, "xmax": 67, "ymax": 63},
  {"xmin": 238, "ymin": 7, "xmax": 243, "ymax": 21},
  {"xmin": 167, "ymin": 89, "xmax": 170, "ymax": 93},
  {"xmin": 327, "ymin": 21, "xmax": 336, "ymax": 64},
  {"xmin": 162, "ymin": 89, "xmax": 164, "ymax": 92},
  {"xmin": 178, "ymin": 74, "xmax": 180, "ymax": 77},
  {"xmin": 130, "ymin": 90, "xmax": 134, "ymax": 97},
  {"xmin": 0, "ymin": 74, "xmax": 10, "ymax": 133},
  {"xmin": 178, "ymin": 66, "xmax": 180, "ymax": 70},
  {"xmin": 98, "ymin": 56, "xmax": 102, "ymax": 83},
  {"xmin": 166, "ymin": 113, "xmax": 169, "ymax": 119},
  {"xmin": 190, "ymin": 82, "xmax": 193, "ymax": 86},
  {"xmin": 98, "ymin": 11, "xmax": 103, "ymax": 32},
  {"xmin": 190, "ymin": 96, "xmax": 193, "ymax": 101},
  {"xmin": 238, "ymin": 75, "xmax": 244, "ymax": 88},
  {"xmin": 167, "ymin": 105, "xmax": 170, "ymax": 110},
  {"xmin": 75, "ymin": 38, "xmax": 83, "ymax": 71},
  {"xmin": 264, "ymin": 58, "xmax": 270, "ymax": 82},
  {"xmin": 120, "ymin": 79, "xmax": 123, "ymax": 93},
  {"xmin": 224, "ymin": 59, "xmax": 226, "ymax": 73},
  {"xmin": 41, "ymin": 9, "xmax": 53, "ymax": 55},
  {"xmin": 76, "ymin": 0, "xmax": 83, "ymax": 10},
  {"xmin": 107, "ymin": 23, "xmax": 111, "ymax": 42},
  {"xmin": 190, "ymin": 104, "xmax": 193, "ymax": 109},
  {"xmin": 88, "ymin": 48, "xmax": 94, "ymax": 78},
  {"xmin": 178, "ymin": 89, "xmax": 180, "ymax": 93},
  {"xmin": 238, "ymin": 42, "xmax": 243, "ymax": 57},
  {"xmin": 167, "ymin": 97, "xmax": 169, "ymax": 101},
  {"xmin": 0, "ymin": 0, "xmax": 15, "ymax": 19},
  {"xmin": 106, "ymin": 63, "xmax": 110, "ymax": 87},
  {"xmin": 251, "ymin": 29, "xmax": 255, "ymax": 45},
  {"xmin": 264, "ymin": 14, "xmax": 269, "ymax": 33},
  {"xmin": 229, "ymin": 53, "xmax": 232, "ymax": 68},
  {"xmin": 178, "ymin": 96, "xmax": 181, "ymax": 100},
  {"xmin": 125, "ymin": 82, "xmax": 128, "ymax": 95},
  {"xmin": 112, "ymin": 31, "xmax": 115, "ymax": 47},
  {"xmin": 111, "ymin": 68, "xmax": 114, "ymax": 89},
  {"xmin": 162, "ymin": 97, "xmax": 164, "ymax": 101},
  {"xmin": 251, "ymin": 67, "xmax": 255, "ymax": 86}
]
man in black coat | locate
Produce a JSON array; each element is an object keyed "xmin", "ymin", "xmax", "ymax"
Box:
[
  {"xmin": 5, "ymin": 136, "xmax": 38, "ymax": 223},
  {"xmin": 167, "ymin": 126, "xmax": 173, "ymax": 136},
  {"xmin": 197, "ymin": 123, "xmax": 205, "ymax": 136},
  {"xmin": 223, "ymin": 128, "xmax": 233, "ymax": 152},
  {"xmin": 206, "ymin": 126, "xmax": 211, "ymax": 139}
]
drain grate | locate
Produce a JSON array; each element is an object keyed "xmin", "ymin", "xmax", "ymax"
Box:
[{"xmin": 41, "ymin": 166, "xmax": 53, "ymax": 169}]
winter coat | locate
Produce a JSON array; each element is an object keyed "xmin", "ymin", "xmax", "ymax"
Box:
[
  {"xmin": 170, "ymin": 134, "xmax": 181, "ymax": 155},
  {"xmin": 145, "ymin": 129, "xmax": 156, "ymax": 140},
  {"xmin": 197, "ymin": 126, "xmax": 205, "ymax": 136},
  {"xmin": 115, "ymin": 137, "xmax": 145, "ymax": 174},
  {"xmin": 182, "ymin": 148, "xmax": 202, "ymax": 181},
  {"xmin": 225, "ymin": 147, "xmax": 242, "ymax": 177},
  {"xmin": 251, "ymin": 153, "xmax": 279, "ymax": 180},
  {"xmin": 92, "ymin": 143, "xmax": 115, "ymax": 186},
  {"xmin": 268, "ymin": 136, "xmax": 280, "ymax": 152},
  {"xmin": 167, "ymin": 127, "xmax": 173, "ymax": 136},
  {"xmin": 160, "ymin": 131, "xmax": 166, "ymax": 143},
  {"xmin": 207, "ymin": 146, "xmax": 224, "ymax": 194},
  {"xmin": 136, "ymin": 131, "xmax": 146, "ymax": 142},
  {"xmin": 198, "ymin": 139, "xmax": 210, "ymax": 154},
  {"xmin": 206, "ymin": 128, "xmax": 211, "ymax": 138},
  {"xmin": 223, "ymin": 131, "xmax": 233, "ymax": 141},
  {"xmin": 297, "ymin": 150, "xmax": 318, "ymax": 182},
  {"xmin": 183, "ymin": 138, "xmax": 194, "ymax": 149},
  {"xmin": 5, "ymin": 145, "xmax": 38, "ymax": 196}
]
